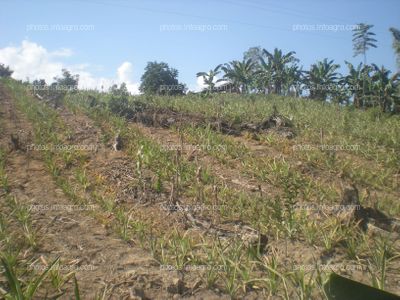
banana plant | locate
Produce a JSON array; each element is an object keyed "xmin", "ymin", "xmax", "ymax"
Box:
[
  {"xmin": 196, "ymin": 65, "xmax": 224, "ymax": 94},
  {"xmin": 342, "ymin": 61, "xmax": 372, "ymax": 108},
  {"xmin": 304, "ymin": 58, "xmax": 340, "ymax": 101},
  {"xmin": 370, "ymin": 64, "xmax": 400, "ymax": 112},
  {"xmin": 221, "ymin": 59, "xmax": 256, "ymax": 94},
  {"xmin": 261, "ymin": 48, "xmax": 298, "ymax": 95}
]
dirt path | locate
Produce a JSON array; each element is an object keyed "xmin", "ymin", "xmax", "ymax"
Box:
[{"xmin": 0, "ymin": 84, "xmax": 177, "ymax": 299}]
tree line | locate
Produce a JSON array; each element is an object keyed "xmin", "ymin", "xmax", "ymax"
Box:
[
  {"xmin": 1, "ymin": 24, "xmax": 399, "ymax": 113},
  {"xmin": 193, "ymin": 24, "xmax": 400, "ymax": 113}
]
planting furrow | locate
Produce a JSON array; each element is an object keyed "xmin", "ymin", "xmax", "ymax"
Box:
[
  {"xmin": 0, "ymin": 83, "xmax": 175, "ymax": 299},
  {"xmin": 17, "ymin": 85, "xmax": 400, "ymax": 298}
]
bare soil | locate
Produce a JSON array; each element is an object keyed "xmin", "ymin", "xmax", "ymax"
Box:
[
  {"xmin": 1, "ymin": 83, "xmax": 399, "ymax": 299},
  {"xmin": 0, "ymin": 84, "xmax": 231, "ymax": 299}
]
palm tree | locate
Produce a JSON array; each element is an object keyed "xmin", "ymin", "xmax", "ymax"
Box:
[
  {"xmin": 305, "ymin": 58, "xmax": 340, "ymax": 101},
  {"xmin": 343, "ymin": 61, "xmax": 372, "ymax": 108},
  {"xmin": 352, "ymin": 23, "xmax": 378, "ymax": 65},
  {"xmin": 370, "ymin": 64, "xmax": 400, "ymax": 112},
  {"xmin": 196, "ymin": 64, "xmax": 223, "ymax": 93},
  {"xmin": 260, "ymin": 48, "xmax": 298, "ymax": 94},
  {"xmin": 221, "ymin": 59, "xmax": 256, "ymax": 93}
]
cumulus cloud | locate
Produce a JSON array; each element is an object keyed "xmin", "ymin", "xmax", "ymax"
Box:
[
  {"xmin": 196, "ymin": 75, "xmax": 207, "ymax": 91},
  {"xmin": 116, "ymin": 62, "xmax": 140, "ymax": 94},
  {"xmin": 0, "ymin": 40, "xmax": 140, "ymax": 94},
  {"xmin": 193, "ymin": 74, "xmax": 226, "ymax": 92},
  {"xmin": 0, "ymin": 40, "xmax": 63, "ymax": 83}
]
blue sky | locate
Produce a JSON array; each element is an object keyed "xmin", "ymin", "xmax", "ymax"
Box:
[{"xmin": 0, "ymin": 0, "xmax": 399, "ymax": 93}]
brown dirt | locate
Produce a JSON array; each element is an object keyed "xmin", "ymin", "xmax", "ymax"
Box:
[
  {"xmin": 55, "ymin": 102, "xmax": 272, "ymax": 250},
  {"xmin": 121, "ymin": 106, "xmax": 400, "ymax": 295},
  {"xmin": 2, "ymin": 83, "xmax": 400, "ymax": 298},
  {"xmin": 0, "ymin": 84, "xmax": 231, "ymax": 299},
  {"xmin": 66, "ymin": 102, "xmax": 400, "ymax": 296},
  {"xmin": 130, "ymin": 105, "xmax": 295, "ymax": 138},
  {"xmin": 132, "ymin": 122, "xmax": 275, "ymax": 197}
]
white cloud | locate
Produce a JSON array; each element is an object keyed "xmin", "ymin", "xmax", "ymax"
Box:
[
  {"xmin": 196, "ymin": 75, "xmax": 207, "ymax": 91},
  {"xmin": 0, "ymin": 40, "xmax": 140, "ymax": 94},
  {"xmin": 116, "ymin": 61, "xmax": 140, "ymax": 94},
  {"xmin": 193, "ymin": 74, "xmax": 226, "ymax": 92},
  {"xmin": 117, "ymin": 62, "xmax": 132, "ymax": 82},
  {"xmin": 0, "ymin": 40, "xmax": 63, "ymax": 83}
]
